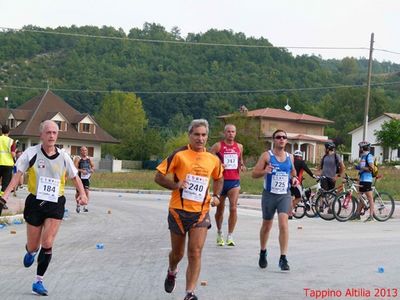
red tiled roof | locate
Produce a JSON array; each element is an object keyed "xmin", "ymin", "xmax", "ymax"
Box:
[
  {"xmin": 219, "ymin": 107, "xmax": 333, "ymax": 124},
  {"xmin": 384, "ymin": 113, "xmax": 400, "ymax": 120},
  {"xmin": 0, "ymin": 90, "xmax": 118, "ymax": 144}
]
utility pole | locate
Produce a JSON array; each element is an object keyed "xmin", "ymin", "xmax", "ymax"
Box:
[{"xmin": 362, "ymin": 33, "xmax": 374, "ymax": 141}]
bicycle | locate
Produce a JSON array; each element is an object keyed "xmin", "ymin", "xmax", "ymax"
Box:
[
  {"xmin": 292, "ymin": 176, "xmax": 340, "ymax": 220},
  {"xmin": 332, "ymin": 174, "xmax": 395, "ymax": 222},
  {"xmin": 313, "ymin": 176, "xmax": 339, "ymax": 221},
  {"xmin": 291, "ymin": 179, "xmax": 319, "ymax": 219}
]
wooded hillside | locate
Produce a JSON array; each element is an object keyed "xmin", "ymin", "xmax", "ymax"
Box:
[{"xmin": 1, "ymin": 24, "xmax": 400, "ymax": 153}]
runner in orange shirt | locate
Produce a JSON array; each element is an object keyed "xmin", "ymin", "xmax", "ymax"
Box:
[{"xmin": 155, "ymin": 119, "xmax": 223, "ymax": 300}]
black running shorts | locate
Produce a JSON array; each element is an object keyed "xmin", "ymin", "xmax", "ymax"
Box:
[
  {"xmin": 359, "ymin": 181, "xmax": 372, "ymax": 192},
  {"xmin": 24, "ymin": 194, "xmax": 66, "ymax": 226}
]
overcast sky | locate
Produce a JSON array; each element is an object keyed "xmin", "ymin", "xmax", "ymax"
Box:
[{"xmin": 1, "ymin": 0, "xmax": 399, "ymax": 63}]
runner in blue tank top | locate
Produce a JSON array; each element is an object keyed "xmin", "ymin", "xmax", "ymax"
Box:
[{"xmin": 252, "ymin": 129, "xmax": 298, "ymax": 271}]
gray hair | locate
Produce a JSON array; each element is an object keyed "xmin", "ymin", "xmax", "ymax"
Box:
[
  {"xmin": 188, "ymin": 119, "xmax": 209, "ymax": 134},
  {"xmin": 40, "ymin": 120, "xmax": 59, "ymax": 133},
  {"xmin": 224, "ymin": 124, "xmax": 236, "ymax": 132}
]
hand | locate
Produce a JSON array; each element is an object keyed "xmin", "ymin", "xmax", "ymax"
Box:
[
  {"xmin": 292, "ymin": 177, "xmax": 300, "ymax": 186},
  {"xmin": 176, "ymin": 180, "xmax": 188, "ymax": 190},
  {"xmin": 211, "ymin": 195, "xmax": 220, "ymax": 207},
  {"xmin": 265, "ymin": 163, "xmax": 273, "ymax": 174},
  {"xmin": 77, "ymin": 194, "xmax": 88, "ymax": 206}
]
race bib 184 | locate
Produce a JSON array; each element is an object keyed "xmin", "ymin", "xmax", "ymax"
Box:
[{"xmin": 37, "ymin": 176, "xmax": 61, "ymax": 202}]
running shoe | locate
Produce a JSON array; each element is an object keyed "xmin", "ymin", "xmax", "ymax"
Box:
[
  {"xmin": 364, "ymin": 216, "xmax": 374, "ymax": 222},
  {"xmin": 279, "ymin": 256, "xmax": 290, "ymax": 271},
  {"xmin": 226, "ymin": 237, "xmax": 236, "ymax": 246},
  {"xmin": 83, "ymin": 207, "xmax": 89, "ymax": 212},
  {"xmin": 184, "ymin": 292, "xmax": 198, "ymax": 300},
  {"xmin": 258, "ymin": 250, "xmax": 267, "ymax": 268},
  {"xmin": 164, "ymin": 270, "xmax": 176, "ymax": 293},
  {"xmin": 23, "ymin": 249, "xmax": 37, "ymax": 268},
  {"xmin": 32, "ymin": 281, "xmax": 48, "ymax": 296},
  {"xmin": 76, "ymin": 205, "xmax": 80, "ymax": 213},
  {"xmin": 216, "ymin": 233, "xmax": 225, "ymax": 246}
]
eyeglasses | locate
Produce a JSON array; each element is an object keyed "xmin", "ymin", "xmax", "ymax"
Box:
[{"xmin": 274, "ymin": 135, "xmax": 287, "ymax": 140}]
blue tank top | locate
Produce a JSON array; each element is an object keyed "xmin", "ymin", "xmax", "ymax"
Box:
[{"xmin": 264, "ymin": 150, "xmax": 292, "ymax": 194}]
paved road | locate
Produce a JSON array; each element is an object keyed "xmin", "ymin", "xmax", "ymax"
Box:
[{"xmin": 1, "ymin": 189, "xmax": 399, "ymax": 300}]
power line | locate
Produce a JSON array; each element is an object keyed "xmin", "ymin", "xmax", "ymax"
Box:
[
  {"xmin": 374, "ymin": 48, "xmax": 400, "ymax": 55},
  {"xmin": 0, "ymin": 26, "xmax": 373, "ymax": 51},
  {"xmin": 2, "ymin": 26, "xmax": 399, "ymax": 57},
  {"xmin": 1, "ymin": 81, "xmax": 399, "ymax": 95}
]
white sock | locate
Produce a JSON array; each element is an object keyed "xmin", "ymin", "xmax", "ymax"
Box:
[{"xmin": 36, "ymin": 275, "xmax": 43, "ymax": 282}]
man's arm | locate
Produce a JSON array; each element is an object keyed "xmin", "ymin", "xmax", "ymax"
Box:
[
  {"xmin": 252, "ymin": 152, "xmax": 270, "ymax": 178},
  {"xmin": 302, "ymin": 160, "xmax": 315, "ymax": 178},
  {"xmin": 2, "ymin": 172, "xmax": 24, "ymax": 201},
  {"xmin": 211, "ymin": 176, "xmax": 224, "ymax": 207},
  {"xmin": 89, "ymin": 157, "xmax": 95, "ymax": 173},
  {"xmin": 209, "ymin": 142, "xmax": 221, "ymax": 155},
  {"xmin": 72, "ymin": 176, "xmax": 88, "ymax": 205},
  {"xmin": 239, "ymin": 143, "xmax": 246, "ymax": 172},
  {"xmin": 154, "ymin": 171, "xmax": 185, "ymax": 190},
  {"xmin": 73, "ymin": 156, "xmax": 80, "ymax": 170}
]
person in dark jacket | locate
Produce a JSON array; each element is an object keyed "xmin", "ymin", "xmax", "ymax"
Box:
[{"xmin": 289, "ymin": 150, "xmax": 315, "ymax": 218}]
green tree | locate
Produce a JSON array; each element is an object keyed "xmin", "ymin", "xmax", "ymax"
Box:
[
  {"xmin": 210, "ymin": 114, "xmax": 266, "ymax": 163},
  {"xmin": 95, "ymin": 92, "xmax": 148, "ymax": 159},
  {"xmin": 162, "ymin": 132, "xmax": 189, "ymax": 158},
  {"xmin": 375, "ymin": 119, "xmax": 400, "ymax": 161}
]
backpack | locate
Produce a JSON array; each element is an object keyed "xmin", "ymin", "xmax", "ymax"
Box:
[
  {"xmin": 366, "ymin": 153, "xmax": 379, "ymax": 177},
  {"xmin": 321, "ymin": 153, "xmax": 340, "ymax": 174}
]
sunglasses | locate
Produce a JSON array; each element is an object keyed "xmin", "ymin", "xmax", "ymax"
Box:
[{"xmin": 274, "ymin": 135, "xmax": 287, "ymax": 140}]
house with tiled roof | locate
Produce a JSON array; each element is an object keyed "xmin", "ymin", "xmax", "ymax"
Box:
[
  {"xmin": 219, "ymin": 107, "xmax": 334, "ymax": 163},
  {"xmin": 0, "ymin": 90, "xmax": 118, "ymax": 168},
  {"xmin": 348, "ymin": 113, "xmax": 400, "ymax": 163}
]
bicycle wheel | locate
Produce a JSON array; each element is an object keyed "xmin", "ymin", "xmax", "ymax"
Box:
[
  {"xmin": 315, "ymin": 191, "xmax": 336, "ymax": 221},
  {"xmin": 305, "ymin": 193, "xmax": 318, "ymax": 218},
  {"xmin": 305, "ymin": 205, "xmax": 317, "ymax": 218},
  {"xmin": 373, "ymin": 192, "xmax": 395, "ymax": 222},
  {"xmin": 333, "ymin": 192, "xmax": 356, "ymax": 222},
  {"xmin": 292, "ymin": 203, "xmax": 306, "ymax": 219}
]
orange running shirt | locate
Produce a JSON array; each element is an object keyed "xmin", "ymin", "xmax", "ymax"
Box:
[{"xmin": 156, "ymin": 144, "xmax": 223, "ymax": 213}]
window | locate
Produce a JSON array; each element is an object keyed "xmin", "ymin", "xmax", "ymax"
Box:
[
  {"xmin": 7, "ymin": 118, "xmax": 16, "ymax": 129},
  {"xmin": 54, "ymin": 120, "xmax": 67, "ymax": 131},
  {"xmin": 82, "ymin": 123, "xmax": 91, "ymax": 133}
]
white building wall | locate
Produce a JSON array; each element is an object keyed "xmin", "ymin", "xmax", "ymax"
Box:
[
  {"xmin": 350, "ymin": 115, "xmax": 396, "ymax": 163},
  {"xmin": 16, "ymin": 138, "xmax": 102, "ymax": 169}
]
